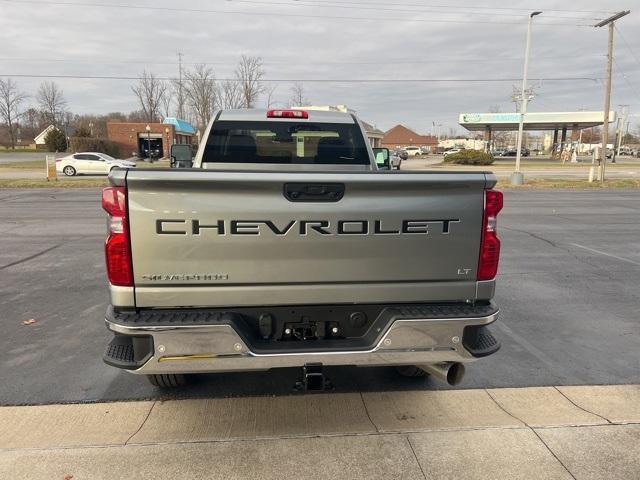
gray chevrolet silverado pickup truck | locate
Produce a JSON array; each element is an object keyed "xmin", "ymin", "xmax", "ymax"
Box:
[{"xmin": 102, "ymin": 108, "xmax": 502, "ymax": 389}]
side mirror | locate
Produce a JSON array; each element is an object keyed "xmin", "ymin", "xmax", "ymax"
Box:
[
  {"xmin": 373, "ymin": 147, "xmax": 390, "ymax": 170},
  {"xmin": 170, "ymin": 144, "xmax": 194, "ymax": 169}
]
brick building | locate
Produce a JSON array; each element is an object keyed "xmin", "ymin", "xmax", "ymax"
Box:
[
  {"xmin": 107, "ymin": 117, "xmax": 196, "ymax": 159},
  {"xmin": 382, "ymin": 124, "xmax": 438, "ymax": 150}
]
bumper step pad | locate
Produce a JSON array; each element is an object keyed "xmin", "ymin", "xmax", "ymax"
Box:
[
  {"xmin": 104, "ymin": 335, "xmax": 153, "ymax": 370},
  {"xmin": 463, "ymin": 325, "xmax": 501, "ymax": 357}
]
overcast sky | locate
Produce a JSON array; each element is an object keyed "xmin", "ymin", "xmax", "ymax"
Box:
[{"xmin": 1, "ymin": 0, "xmax": 639, "ymax": 134}]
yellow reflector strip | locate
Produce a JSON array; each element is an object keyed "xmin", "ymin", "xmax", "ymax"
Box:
[{"xmin": 158, "ymin": 354, "xmax": 217, "ymax": 362}]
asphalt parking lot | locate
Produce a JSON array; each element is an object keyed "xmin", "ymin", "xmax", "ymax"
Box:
[{"xmin": 1, "ymin": 188, "xmax": 639, "ymax": 405}]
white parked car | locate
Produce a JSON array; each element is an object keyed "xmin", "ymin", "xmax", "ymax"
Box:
[
  {"xmin": 56, "ymin": 152, "xmax": 136, "ymax": 176},
  {"xmin": 404, "ymin": 146, "xmax": 422, "ymax": 157},
  {"xmin": 389, "ymin": 152, "xmax": 402, "ymax": 170},
  {"xmin": 443, "ymin": 148, "xmax": 463, "ymax": 157}
]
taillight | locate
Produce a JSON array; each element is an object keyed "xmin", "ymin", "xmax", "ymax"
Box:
[
  {"xmin": 102, "ymin": 186, "xmax": 133, "ymax": 286},
  {"xmin": 477, "ymin": 189, "xmax": 503, "ymax": 281},
  {"xmin": 267, "ymin": 109, "xmax": 308, "ymax": 119},
  {"xmin": 55, "ymin": 159, "xmax": 61, "ymax": 162}
]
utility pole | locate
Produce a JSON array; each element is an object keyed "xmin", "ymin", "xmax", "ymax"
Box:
[
  {"xmin": 510, "ymin": 11, "xmax": 542, "ymax": 186},
  {"xmin": 594, "ymin": 10, "xmax": 630, "ymax": 182},
  {"xmin": 177, "ymin": 51, "xmax": 185, "ymax": 120}
]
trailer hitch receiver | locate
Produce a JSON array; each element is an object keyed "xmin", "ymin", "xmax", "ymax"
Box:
[{"xmin": 295, "ymin": 363, "xmax": 331, "ymax": 392}]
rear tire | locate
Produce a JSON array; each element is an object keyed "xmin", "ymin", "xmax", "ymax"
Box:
[
  {"xmin": 63, "ymin": 166, "xmax": 76, "ymax": 176},
  {"xmin": 146, "ymin": 374, "xmax": 188, "ymax": 388},
  {"xmin": 395, "ymin": 366, "xmax": 428, "ymax": 377}
]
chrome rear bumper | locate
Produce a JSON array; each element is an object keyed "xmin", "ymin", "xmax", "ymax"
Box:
[{"xmin": 105, "ymin": 305, "xmax": 499, "ymax": 375}]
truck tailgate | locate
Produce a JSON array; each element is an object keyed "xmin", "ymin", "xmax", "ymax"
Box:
[{"xmin": 125, "ymin": 170, "xmax": 492, "ymax": 307}]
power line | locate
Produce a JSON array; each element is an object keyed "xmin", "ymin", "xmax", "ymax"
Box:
[
  {"xmin": 0, "ymin": 73, "xmax": 602, "ymax": 83},
  {"xmin": 0, "ymin": 53, "xmax": 607, "ymax": 66},
  {"xmin": 0, "ymin": 0, "xmax": 593, "ymax": 26},
  {"xmin": 613, "ymin": 59, "xmax": 640, "ymax": 104},
  {"xmin": 614, "ymin": 25, "xmax": 640, "ymax": 69},
  {"xmin": 278, "ymin": 0, "xmax": 615, "ymax": 15},
  {"xmin": 215, "ymin": 0, "xmax": 605, "ymax": 20}
]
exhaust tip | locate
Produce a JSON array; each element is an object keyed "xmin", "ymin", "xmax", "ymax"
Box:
[
  {"xmin": 446, "ymin": 362, "xmax": 466, "ymax": 386},
  {"xmin": 417, "ymin": 362, "xmax": 466, "ymax": 386}
]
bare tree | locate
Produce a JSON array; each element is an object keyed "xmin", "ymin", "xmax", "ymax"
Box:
[
  {"xmin": 172, "ymin": 78, "xmax": 186, "ymax": 120},
  {"xmin": 20, "ymin": 107, "xmax": 42, "ymax": 140},
  {"xmin": 37, "ymin": 81, "xmax": 67, "ymax": 126},
  {"xmin": 184, "ymin": 64, "xmax": 217, "ymax": 130},
  {"xmin": 0, "ymin": 78, "xmax": 28, "ymax": 149},
  {"xmin": 264, "ymin": 84, "xmax": 279, "ymax": 108},
  {"xmin": 289, "ymin": 82, "xmax": 309, "ymax": 107},
  {"xmin": 61, "ymin": 111, "xmax": 74, "ymax": 138},
  {"xmin": 161, "ymin": 88, "xmax": 173, "ymax": 118},
  {"xmin": 235, "ymin": 55, "xmax": 265, "ymax": 108},
  {"xmin": 219, "ymin": 80, "xmax": 244, "ymax": 109},
  {"xmin": 131, "ymin": 71, "xmax": 167, "ymax": 123},
  {"xmin": 127, "ymin": 110, "xmax": 148, "ymax": 123},
  {"xmin": 175, "ymin": 52, "xmax": 187, "ymax": 120}
]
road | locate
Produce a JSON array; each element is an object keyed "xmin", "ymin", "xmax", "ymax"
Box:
[
  {"xmin": 401, "ymin": 155, "xmax": 640, "ymax": 179},
  {"xmin": 2, "ymin": 155, "xmax": 640, "ymax": 180},
  {"xmin": 0, "ymin": 188, "xmax": 639, "ymax": 405},
  {"xmin": 0, "ymin": 152, "xmax": 48, "ymax": 165}
]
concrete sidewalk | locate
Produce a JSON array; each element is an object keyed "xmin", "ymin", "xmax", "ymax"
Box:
[{"xmin": 1, "ymin": 385, "xmax": 638, "ymax": 479}]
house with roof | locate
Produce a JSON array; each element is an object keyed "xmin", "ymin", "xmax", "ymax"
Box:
[
  {"xmin": 360, "ymin": 120, "xmax": 385, "ymax": 148},
  {"xmin": 34, "ymin": 125, "xmax": 57, "ymax": 149},
  {"xmin": 382, "ymin": 125, "xmax": 438, "ymax": 151},
  {"xmin": 33, "ymin": 124, "xmax": 77, "ymax": 149}
]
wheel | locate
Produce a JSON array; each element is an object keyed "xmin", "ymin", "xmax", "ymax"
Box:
[
  {"xmin": 63, "ymin": 166, "xmax": 76, "ymax": 176},
  {"xmin": 395, "ymin": 366, "xmax": 428, "ymax": 377},
  {"xmin": 146, "ymin": 373, "xmax": 188, "ymax": 388}
]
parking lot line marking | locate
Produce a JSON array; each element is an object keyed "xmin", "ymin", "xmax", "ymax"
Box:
[{"xmin": 570, "ymin": 243, "xmax": 640, "ymax": 267}]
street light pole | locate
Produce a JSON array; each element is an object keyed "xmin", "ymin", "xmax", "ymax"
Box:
[
  {"xmin": 145, "ymin": 124, "xmax": 152, "ymax": 163},
  {"xmin": 594, "ymin": 10, "xmax": 630, "ymax": 182},
  {"xmin": 615, "ymin": 105, "xmax": 629, "ymax": 159},
  {"xmin": 510, "ymin": 11, "xmax": 542, "ymax": 186}
]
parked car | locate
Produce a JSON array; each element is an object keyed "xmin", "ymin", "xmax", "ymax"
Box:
[
  {"xmin": 443, "ymin": 148, "xmax": 463, "ymax": 157},
  {"xmin": 393, "ymin": 149, "xmax": 409, "ymax": 161},
  {"xmin": 420, "ymin": 146, "xmax": 430, "ymax": 155},
  {"xmin": 500, "ymin": 148, "xmax": 529, "ymax": 157},
  {"xmin": 404, "ymin": 146, "xmax": 422, "ymax": 157},
  {"xmin": 618, "ymin": 147, "xmax": 633, "ymax": 156},
  {"xmin": 589, "ymin": 149, "xmax": 613, "ymax": 159},
  {"xmin": 141, "ymin": 147, "xmax": 162, "ymax": 160},
  {"xmin": 56, "ymin": 152, "xmax": 136, "ymax": 176},
  {"xmin": 389, "ymin": 151, "xmax": 402, "ymax": 170}
]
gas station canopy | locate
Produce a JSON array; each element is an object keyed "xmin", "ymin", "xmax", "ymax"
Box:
[{"xmin": 459, "ymin": 111, "xmax": 616, "ymax": 132}]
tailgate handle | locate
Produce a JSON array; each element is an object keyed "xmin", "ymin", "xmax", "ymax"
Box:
[{"xmin": 284, "ymin": 183, "xmax": 345, "ymax": 202}]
